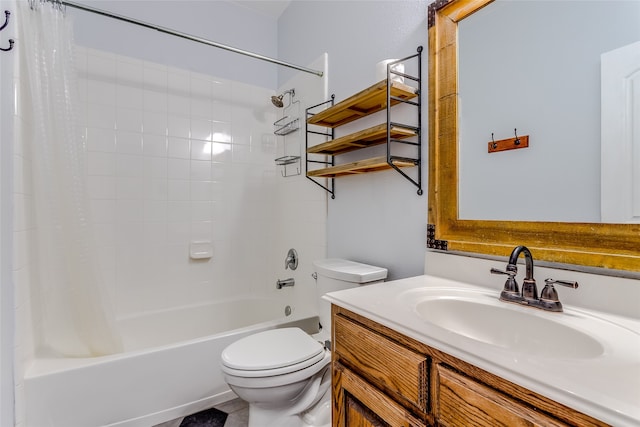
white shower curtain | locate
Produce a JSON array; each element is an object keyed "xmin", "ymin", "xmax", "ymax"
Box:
[{"xmin": 17, "ymin": 0, "xmax": 122, "ymax": 356}]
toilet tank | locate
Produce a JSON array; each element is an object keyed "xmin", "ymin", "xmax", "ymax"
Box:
[{"xmin": 313, "ymin": 259, "xmax": 388, "ymax": 335}]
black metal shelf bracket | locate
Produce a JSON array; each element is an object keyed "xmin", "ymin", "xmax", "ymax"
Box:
[
  {"xmin": 305, "ymin": 96, "xmax": 336, "ymax": 199},
  {"xmin": 387, "ymin": 46, "xmax": 423, "ymax": 195}
]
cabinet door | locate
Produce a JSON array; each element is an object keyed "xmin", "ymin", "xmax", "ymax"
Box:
[
  {"xmin": 334, "ymin": 362, "xmax": 427, "ymax": 427},
  {"xmin": 436, "ymin": 365, "xmax": 569, "ymax": 427}
]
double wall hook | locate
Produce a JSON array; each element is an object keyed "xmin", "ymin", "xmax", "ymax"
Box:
[
  {"xmin": 488, "ymin": 128, "xmax": 530, "ymax": 153},
  {"xmin": 1, "ymin": 11, "xmax": 14, "ymax": 52}
]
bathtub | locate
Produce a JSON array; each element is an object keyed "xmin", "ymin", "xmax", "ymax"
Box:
[{"xmin": 24, "ymin": 296, "xmax": 319, "ymax": 427}]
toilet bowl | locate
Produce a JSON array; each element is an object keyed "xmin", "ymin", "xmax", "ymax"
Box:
[
  {"xmin": 221, "ymin": 328, "xmax": 331, "ymax": 427},
  {"xmin": 220, "ymin": 259, "xmax": 387, "ymax": 427}
]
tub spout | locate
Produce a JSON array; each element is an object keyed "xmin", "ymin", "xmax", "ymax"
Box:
[{"xmin": 277, "ymin": 278, "xmax": 295, "ymax": 289}]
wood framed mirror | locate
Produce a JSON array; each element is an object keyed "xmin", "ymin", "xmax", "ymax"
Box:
[{"xmin": 427, "ymin": 0, "xmax": 640, "ymax": 272}]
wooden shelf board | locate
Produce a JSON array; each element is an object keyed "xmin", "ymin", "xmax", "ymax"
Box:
[
  {"xmin": 307, "ymin": 124, "xmax": 417, "ymax": 155},
  {"xmin": 307, "ymin": 80, "xmax": 418, "ymax": 128},
  {"xmin": 307, "ymin": 156, "xmax": 416, "ymax": 178}
]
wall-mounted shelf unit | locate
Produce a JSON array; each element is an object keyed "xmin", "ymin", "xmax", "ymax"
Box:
[{"xmin": 305, "ymin": 47, "xmax": 422, "ymax": 198}]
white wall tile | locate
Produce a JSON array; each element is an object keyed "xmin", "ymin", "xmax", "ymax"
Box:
[
  {"xmin": 190, "ymin": 77, "xmax": 211, "ymax": 98},
  {"xmin": 116, "ymin": 200, "xmax": 144, "ymax": 222},
  {"xmin": 90, "ymin": 199, "xmax": 116, "ymax": 224},
  {"xmin": 190, "ymin": 97, "xmax": 212, "ymax": 118},
  {"xmin": 167, "ymin": 201, "xmax": 190, "ymax": 222},
  {"xmin": 167, "ymin": 180, "xmax": 190, "ymax": 201},
  {"xmin": 143, "ymin": 65, "xmax": 167, "ymax": 90},
  {"xmin": 87, "ymin": 53, "xmax": 117, "ymax": 81},
  {"xmin": 116, "ymin": 154, "xmax": 144, "ymax": 177},
  {"xmin": 190, "ymin": 160, "xmax": 211, "ymax": 181},
  {"xmin": 167, "ymin": 137, "xmax": 190, "ymax": 159},
  {"xmin": 87, "ymin": 103, "xmax": 116, "ymax": 130},
  {"xmin": 116, "ymin": 108, "xmax": 143, "ymax": 133},
  {"xmin": 143, "ymin": 111, "xmax": 168, "ymax": 136},
  {"xmin": 143, "ymin": 90, "xmax": 167, "ymax": 113},
  {"xmin": 168, "ymin": 70, "xmax": 189, "ymax": 93},
  {"xmin": 190, "ymin": 201, "xmax": 212, "ymax": 222},
  {"xmin": 116, "ymin": 131, "xmax": 143, "ymax": 154},
  {"xmin": 211, "ymin": 143, "xmax": 232, "ymax": 163},
  {"xmin": 117, "ymin": 58, "xmax": 144, "ymax": 86},
  {"xmin": 87, "ymin": 80, "xmax": 117, "ymax": 106},
  {"xmin": 168, "ymin": 94, "xmax": 190, "ymax": 115},
  {"xmin": 87, "ymin": 152, "xmax": 116, "ymax": 176},
  {"xmin": 143, "ymin": 178, "xmax": 168, "ymax": 201},
  {"xmin": 87, "ymin": 128, "xmax": 116, "ymax": 153},
  {"xmin": 167, "ymin": 158, "xmax": 190, "ymax": 180},
  {"xmin": 117, "ymin": 177, "xmax": 144, "ymax": 200},
  {"xmin": 117, "ymin": 86, "xmax": 143, "ymax": 110},
  {"xmin": 190, "ymin": 119, "xmax": 213, "ymax": 142},
  {"xmin": 143, "ymin": 200, "xmax": 168, "ymax": 223},
  {"xmin": 167, "ymin": 115, "xmax": 190, "ymax": 138},
  {"xmin": 190, "ymin": 140, "xmax": 212, "ymax": 161},
  {"xmin": 143, "ymin": 157, "xmax": 168, "ymax": 179},
  {"xmin": 87, "ymin": 176, "xmax": 117, "ymax": 199},
  {"xmin": 190, "ymin": 181, "xmax": 212, "ymax": 201},
  {"xmin": 142, "ymin": 134, "xmax": 167, "ymax": 157},
  {"xmin": 166, "ymin": 221, "xmax": 190, "ymax": 245},
  {"xmin": 75, "ymin": 49, "xmax": 324, "ymax": 320}
]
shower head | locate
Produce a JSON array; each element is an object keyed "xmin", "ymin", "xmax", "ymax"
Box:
[
  {"xmin": 271, "ymin": 95, "xmax": 284, "ymax": 108},
  {"xmin": 271, "ymin": 89, "xmax": 295, "ymax": 108}
]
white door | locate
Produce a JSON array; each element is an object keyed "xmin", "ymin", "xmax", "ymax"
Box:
[{"xmin": 601, "ymin": 40, "xmax": 640, "ymax": 223}]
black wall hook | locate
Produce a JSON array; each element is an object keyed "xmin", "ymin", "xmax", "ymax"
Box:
[{"xmin": 1, "ymin": 11, "xmax": 14, "ymax": 52}]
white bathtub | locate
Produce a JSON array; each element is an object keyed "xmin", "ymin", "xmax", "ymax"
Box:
[{"xmin": 24, "ymin": 297, "xmax": 318, "ymax": 427}]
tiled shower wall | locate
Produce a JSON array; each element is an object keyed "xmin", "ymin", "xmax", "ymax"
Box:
[{"xmin": 76, "ymin": 47, "xmax": 281, "ymax": 318}]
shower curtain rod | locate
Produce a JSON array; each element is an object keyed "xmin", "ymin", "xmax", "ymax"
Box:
[{"xmin": 57, "ymin": 0, "xmax": 324, "ymax": 77}]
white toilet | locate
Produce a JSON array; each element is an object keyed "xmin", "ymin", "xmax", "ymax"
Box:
[{"xmin": 220, "ymin": 258, "xmax": 388, "ymax": 427}]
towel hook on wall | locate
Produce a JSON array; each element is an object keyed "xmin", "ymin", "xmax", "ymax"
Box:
[{"xmin": 0, "ymin": 11, "xmax": 15, "ymax": 52}]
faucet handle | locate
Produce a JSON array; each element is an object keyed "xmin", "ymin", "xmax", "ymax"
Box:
[
  {"xmin": 541, "ymin": 278, "xmax": 578, "ymax": 302},
  {"xmin": 491, "ymin": 267, "xmax": 521, "ymax": 301},
  {"xmin": 539, "ymin": 278, "xmax": 578, "ymax": 312},
  {"xmin": 544, "ymin": 278, "xmax": 579, "ymax": 289},
  {"xmin": 490, "ymin": 267, "xmax": 516, "ymax": 277}
]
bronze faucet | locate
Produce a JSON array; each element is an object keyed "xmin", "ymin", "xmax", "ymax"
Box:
[{"xmin": 491, "ymin": 245, "xmax": 578, "ymax": 312}]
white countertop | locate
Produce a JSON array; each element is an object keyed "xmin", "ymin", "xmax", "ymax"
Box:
[{"xmin": 324, "ymin": 274, "xmax": 640, "ymax": 426}]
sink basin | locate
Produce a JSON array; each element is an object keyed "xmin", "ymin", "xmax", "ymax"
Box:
[{"xmin": 415, "ymin": 296, "xmax": 604, "ymax": 359}]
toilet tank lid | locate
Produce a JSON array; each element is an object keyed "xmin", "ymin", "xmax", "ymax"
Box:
[{"xmin": 313, "ymin": 258, "xmax": 388, "ymax": 283}]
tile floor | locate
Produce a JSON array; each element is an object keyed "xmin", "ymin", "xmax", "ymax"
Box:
[{"xmin": 154, "ymin": 398, "xmax": 249, "ymax": 427}]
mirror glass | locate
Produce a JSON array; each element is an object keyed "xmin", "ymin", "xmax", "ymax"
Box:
[
  {"xmin": 427, "ymin": 0, "xmax": 640, "ymax": 272},
  {"xmin": 457, "ymin": 0, "xmax": 640, "ymax": 223}
]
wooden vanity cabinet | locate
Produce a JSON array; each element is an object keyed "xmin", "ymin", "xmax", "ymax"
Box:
[{"xmin": 331, "ymin": 305, "xmax": 609, "ymax": 427}]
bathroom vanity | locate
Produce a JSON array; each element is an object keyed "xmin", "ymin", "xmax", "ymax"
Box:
[{"xmin": 326, "ymin": 275, "xmax": 640, "ymax": 427}]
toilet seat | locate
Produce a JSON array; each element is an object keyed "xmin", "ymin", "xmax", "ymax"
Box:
[{"xmin": 221, "ymin": 328, "xmax": 325, "ymax": 378}]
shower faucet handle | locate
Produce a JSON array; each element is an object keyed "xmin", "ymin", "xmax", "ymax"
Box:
[{"xmin": 285, "ymin": 248, "xmax": 298, "ymax": 270}]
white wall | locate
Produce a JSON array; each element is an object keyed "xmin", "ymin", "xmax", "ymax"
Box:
[
  {"xmin": 273, "ymin": 54, "xmax": 329, "ymax": 319},
  {"xmin": 278, "ymin": 1, "xmax": 431, "ymax": 280},
  {"xmin": 70, "ymin": 0, "xmax": 280, "ymax": 89},
  {"xmin": 0, "ymin": 0, "xmax": 16, "ymax": 425}
]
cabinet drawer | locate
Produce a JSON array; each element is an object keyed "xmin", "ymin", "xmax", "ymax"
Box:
[
  {"xmin": 336, "ymin": 364, "xmax": 427, "ymax": 427},
  {"xmin": 437, "ymin": 365, "xmax": 569, "ymax": 427},
  {"xmin": 334, "ymin": 314, "xmax": 428, "ymax": 411}
]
